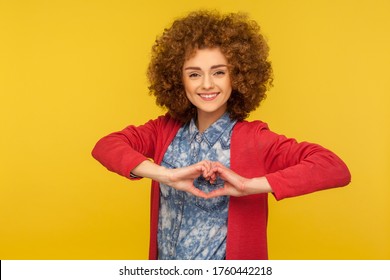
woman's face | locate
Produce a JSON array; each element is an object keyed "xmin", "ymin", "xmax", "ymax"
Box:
[{"xmin": 182, "ymin": 48, "xmax": 232, "ymax": 124}]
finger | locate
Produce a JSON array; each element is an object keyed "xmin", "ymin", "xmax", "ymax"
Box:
[
  {"xmin": 205, "ymin": 187, "xmax": 228, "ymax": 199},
  {"xmin": 205, "ymin": 160, "xmax": 212, "ymax": 171},
  {"xmin": 188, "ymin": 185, "xmax": 208, "ymax": 199},
  {"xmin": 194, "ymin": 164, "xmax": 209, "ymax": 180},
  {"xmin": 201, "ymin": 165, "xmax": 212, "ymax": 179},
  {"xmin": 209, "ymin": 172, "xmax": 217, "ymax": 184},
  {"xmin": 213, "ymin": 166, "xmax": 245, "ymax": 191},
  {"xmin": 211, "ymin": 166, "xmax": 228, "ymax": 181},
  {"xmin": 202, "ymin": 161, "xmax": 216, "ymax": 181}
]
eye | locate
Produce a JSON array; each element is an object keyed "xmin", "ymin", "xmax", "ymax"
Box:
[
  {"xmin": 188, "ymin": 72, "xmax": 201, "ymax": 79},
  {"xmin": 213, "ymin": 70, "xmax": 226, "ymax": 77}
]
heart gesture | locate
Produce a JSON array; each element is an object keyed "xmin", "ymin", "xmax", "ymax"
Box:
[
  {"xmin": 162, "ymin": 161, "xmax": 272, "ymax": 198},
  {"xmin": 131, "ymin": 160, "xmax": 272, "ymax": 199},
  {"xmin": 161, "ymin": 160, "xmax": 217, "ymax": 198},
  {"xmin": 206, "ymin": 162, "xmax": 272, "ymax": 198}
]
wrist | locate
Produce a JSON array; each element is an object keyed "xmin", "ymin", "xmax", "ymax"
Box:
[
  {"xmin": 131, "ymin": 160, "xmax": 169, "ymax": 183},
  {"xmin": 155, "ymin": 165, "xmax": 171, "ymax": 184},
  {"xmin": 246, "ymin": 177, "xmax": 273, "ymax": 194}
]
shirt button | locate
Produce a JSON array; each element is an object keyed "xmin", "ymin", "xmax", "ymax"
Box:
[{"xmin": 195, "ymin": 134, "xmax": 202, "ymax": 142}]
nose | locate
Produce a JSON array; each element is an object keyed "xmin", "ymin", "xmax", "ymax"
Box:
[{"xmin": 202, "ymin": 74, "xmax": 214, "ymax": 90}]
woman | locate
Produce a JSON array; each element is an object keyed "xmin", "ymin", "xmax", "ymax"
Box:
[{"xmin": 92, "ymin": 10, "xmax": 351, "ymax": 260}]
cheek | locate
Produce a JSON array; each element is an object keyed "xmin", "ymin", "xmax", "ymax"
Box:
[
  {"xmin": 220, "ymin": 79, "xmax": 232, "ymax": 95},
  {"xmin": 184, "ymin": 90, "xmax": 191, "ymax": 100},
  {"xmin": 183, "ymin": 85, "xmax": 194, "ymax": 102},
  {"xmin": 226, "ymin": 76, "xmax": 233, "ymax": 90},
  {"xmin": 183, "ymin": 80, "xmax": 198, "ymax": 94},
  {"xmin": 184, "ymin": 91, "xmax": 197, "ymax": 107},
  {"xmin": 182, "ymin": 77, "xmax": 190, "ymax": 91}
]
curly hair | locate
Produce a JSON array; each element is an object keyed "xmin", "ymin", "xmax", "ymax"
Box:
[{"xmin": 147, "ymin": 10, "xmax": 273, "ymax": 123}]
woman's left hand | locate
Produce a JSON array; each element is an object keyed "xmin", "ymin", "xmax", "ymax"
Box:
[{"xmin": 206, "ymin": 162, "xmax": 273, "ymax": 198}]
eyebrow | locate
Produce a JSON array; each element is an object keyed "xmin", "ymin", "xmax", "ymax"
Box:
[{"xmin": 183, "ymin": 64, "xmax": 228, "ymax": 71}]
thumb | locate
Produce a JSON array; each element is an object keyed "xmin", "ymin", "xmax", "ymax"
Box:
[{"xmin": 205, "ymin": 185, "xmax": 227, "ymax": 199}]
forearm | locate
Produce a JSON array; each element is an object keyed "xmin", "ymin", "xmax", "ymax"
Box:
[
  {"xmin": 131, "ymin": 160, "xmax": 169, "ymax": 183},
  {"xmin": 264, "ymin": 150, "xmax": 351, "ymax": 200},
  {"xmin": 243, "ymin": 176, "xmax": 274, "ymax": 195},
  {"xmin": 261, "ymin": 131, "xmax": 351, "ymax": 200}
]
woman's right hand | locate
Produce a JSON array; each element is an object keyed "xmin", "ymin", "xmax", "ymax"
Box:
[
  {"xmin": 131, "ymin": 160, "xmax": 216, "ymax": 198},
  {"xmin": 162, "ymin": 160, "xmax": 217, "ymax": 198}
]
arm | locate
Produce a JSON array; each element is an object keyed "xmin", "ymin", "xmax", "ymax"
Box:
[
  {"xmin": 92, "ymin": 115, "xmax": 181, "ymax": 179},
  {"xmin": 208, "ymin": 125, "xmax": 351, "ymax": 199},
  {"xmin": 131, "ymin": 159, "xmax": 215, "ymax": 198},
  {"xmin": 261, "ymin": 131, "xmax": 351, "ymax": 200},
  {"xmin": 91, "ymin": 120, "xmax": 159, "ymax": 179},
  {"xmin": 91, "ymin": 116, "xmax": 215, "ymax": 198}
]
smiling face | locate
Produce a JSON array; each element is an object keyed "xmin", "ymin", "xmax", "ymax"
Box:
[{"xmin": 182, "ymin": 48, "xmax": 232, "ymax": 130}]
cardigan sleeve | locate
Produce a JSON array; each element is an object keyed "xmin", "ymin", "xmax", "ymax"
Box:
[
  {"xmin": 259, "ymin": 127, "xmax": 351, "ymax": 200},
  {"xmin": 91, "ymin": 115, "xmax": 168, "ymax": 179}
]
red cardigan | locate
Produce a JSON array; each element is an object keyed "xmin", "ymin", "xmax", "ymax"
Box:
[{"xmin": 92, "ymin": 114, "xmax": 351, "ymax": 259}]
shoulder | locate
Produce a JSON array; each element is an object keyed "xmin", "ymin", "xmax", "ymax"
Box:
[
  {"xmin": 143, "ymin": 113, "xmax": 183, "ymax": 130},
  {"xmin": 233, "ymin": 119, "xmax": 270, "ymax": 134},
  {"xmin": 232, "ymin": 119, "xmax": 284, "ymax": 147}
]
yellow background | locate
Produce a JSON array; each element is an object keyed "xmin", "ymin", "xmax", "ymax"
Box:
[{"xmin": 1, "ymin": 0, "xmax": 389, "ymax": 259}]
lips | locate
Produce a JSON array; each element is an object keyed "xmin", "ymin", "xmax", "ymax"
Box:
[{"xmin": 198, "ymin": 92, "xmax": 219, "ymax": 101}]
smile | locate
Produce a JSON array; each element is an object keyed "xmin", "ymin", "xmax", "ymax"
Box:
[{"xmin": 198, "ymin": 92, "xmax": 219, "ymax": 100}]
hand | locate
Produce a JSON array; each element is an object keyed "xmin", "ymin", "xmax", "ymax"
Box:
[
  {"xmin": 163, "ymin": 160, "xmax": 216, "ymax": 198},
  {"xmin": 132, "ymin": 160, "xmax": 271, "ymax": 199},
  {"xmin": 206, "ymin": 162, "xmax": 272, "ymax": 198}
]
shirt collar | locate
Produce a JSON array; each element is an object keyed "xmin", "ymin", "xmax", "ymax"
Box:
[{"xmin": 188, "ymin": 113, "xmax": 236, "ymax": 146}]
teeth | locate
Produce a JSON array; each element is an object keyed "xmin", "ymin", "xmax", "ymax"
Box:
[{"xmin": 200, "ymin": 93, "xmax": 217, "ymax": 98}]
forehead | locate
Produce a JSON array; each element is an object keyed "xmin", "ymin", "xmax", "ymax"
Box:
[{"xmin": 183, "ymin": 48, "xmax": 228, "ymax": 68}]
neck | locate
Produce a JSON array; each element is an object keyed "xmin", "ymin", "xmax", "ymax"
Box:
[{"xmin": 196, "ymin": 110, "xmax": 226, "ymax": 133}]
